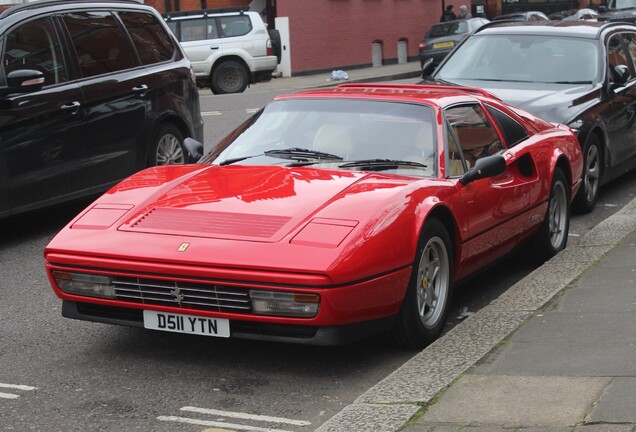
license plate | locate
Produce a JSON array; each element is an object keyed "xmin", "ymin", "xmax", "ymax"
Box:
[
  {"xmin": 433, "ymin": 41, "xmax": 454, "ymax": 49},
  {"xmin": 143, "ymin": 310, "xmax": 230, "ymax": 338}
]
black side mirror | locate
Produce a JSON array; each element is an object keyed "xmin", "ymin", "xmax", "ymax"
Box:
[
  {"xmin": 612, "ymin": 64, "xmax": 631, "ymax": 86},
  {"xmin": 1, "ymin": 69, "xmax": 44, "ymax": 96},
  {"xmin": 459, "ymin": 154, "xmax": 506, "ymax": 185},
  {"xmin": 183, "ymin": 137, "xmax": 204, "ymax": 163},
  {"xmin": 421, "ymin": 58, "xmax": 435, "ymax": 79}
]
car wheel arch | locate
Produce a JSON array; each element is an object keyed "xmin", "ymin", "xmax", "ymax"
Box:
[{"xmin": 419, "ymin": 205, "xmax": 458, "ymax": 257}]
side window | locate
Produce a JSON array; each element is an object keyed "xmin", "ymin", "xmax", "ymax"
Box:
[
  {"xmin": 119, "ymin": 12, "xmax": 175, "ymax": 65},
  {"xmin": 445, "ymin": 104, "xmax": 504, "ymax": 174},
  {"xmin": 219, "ymin": 15, "xmax": 252, "ymax": 38},
  {"xmin": 179, "ymin": 18, "xmax": 206, "ymax": 42},
  {"xmin": 608, "ymin": 34, "xmax": 631, "ymax": 80},
  {"xmin": 484, "ymin": 105, "xmax": 528, "ymax": 147},
  {"xmin": 207, "ymin": 18, "xmax": 219, "ymax": 39},
  {"xmin": 622, "ymin": 32, "xmax": 636, "ymax": 76},
  {"xmin": 2, "ymin": 17, "xmax": 68, "ymax": 85},
  {"xmin": 62, "ymin": 11, "xmax": 136, "ymax": 78},
  {"xmin": 446, "ymin": 124, "xmax": 466, "ymax": 177}
]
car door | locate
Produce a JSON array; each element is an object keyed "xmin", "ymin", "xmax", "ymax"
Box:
[
  {"xmin": 444, "ymin": 103, "xmax": 538, "ymax": 275},
  {"xmin": 175, "ymin": 16, "xmax": 223, "ymax": 78},
  {"xmin": 0, "ymin": 16, "xmax": 88, "ymax": 214},
  {"xmin": 60, "ymin": 10, "xmax": 149, "ymax": 192},
  {"xmin": 603, "ymin": 31, "xmax": 636, "ymax": 169}
]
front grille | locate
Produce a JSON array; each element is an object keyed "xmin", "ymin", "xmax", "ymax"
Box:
[{"xmin": 112, "ymin": 276, "xmax": 251, "ymax": 313}]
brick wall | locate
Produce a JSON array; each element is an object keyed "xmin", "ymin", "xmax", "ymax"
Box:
[{"xmin": 277, "ymin": 0, "xmax": 436, "ymax": 74}]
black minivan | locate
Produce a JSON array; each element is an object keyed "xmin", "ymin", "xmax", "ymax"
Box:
[{"xmin": 0, "ymin": 0, "xmax": 204, "ymax": 219}]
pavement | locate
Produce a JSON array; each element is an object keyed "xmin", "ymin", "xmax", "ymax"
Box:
[{"xmin": 257, "ymin": 61, "xmax": 636, "ymax": 431}]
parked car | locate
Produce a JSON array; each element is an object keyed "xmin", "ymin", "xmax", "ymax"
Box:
[
  {"xmin": 422, "ymin": 20, "xmax": 636, "ymax": 213},
  {"xmin": 561, "ymin": 8, "xmax": 599, "ymax": 21},
  {"xmin": 492, "ymin": 11, "xmax": 550, "ymax": 21},
  {"xmin": 598, "ymin": 0, "xmax": 636, "ymax": 23},
  {"xmin": 0, "ymin": 0, "xmax": 203, "ymax": 220},
  {"xmin": 418, "ymin": 18, "xmax": 490, "ymax": 67},
  {"xmin": 45, "ymin": 83, "xmax": 582, "ymax": 349},
  {"xmin": 165, "ymin": 8, "xmax": 281, "ymax": 94}
]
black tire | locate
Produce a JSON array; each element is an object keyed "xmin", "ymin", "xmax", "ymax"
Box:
[
  {"xmin": 148, "ymin": 124, "xmax": 185, "ymax": 167},
  {"xmin": 268, "ymin": 29, "xmax": 282, "ymax": 64},
  {"xmin": 572, "ymin": 134, "xmax": 602, "ymax": 214},
  {"xmin": 391, "ymin": 218, "xmax": 453, "ymax": 349},
  {"xmin": 211, "ymin": 60, "xmax": 249, "ymax": 94},
  {"xmin": 530, "ymin": 167, "xmax": 570, "ymax": 263}
]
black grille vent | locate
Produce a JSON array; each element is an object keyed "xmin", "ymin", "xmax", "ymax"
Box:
[{"xmin": 112, "ymin": 277, "xmax": 251, "ymax": 312}]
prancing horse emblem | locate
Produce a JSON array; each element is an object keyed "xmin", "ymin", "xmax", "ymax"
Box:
[
  {"xmin": 170, "ymin": 286, "xmax": 185, "ymax": 306},
  {"xmin": 177, "ymin": 242, "xmax": 190, "ymax": 252}
]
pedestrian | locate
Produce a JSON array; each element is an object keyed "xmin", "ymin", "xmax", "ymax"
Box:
[
  {"xmin": 458, "ymin": 5, "xmax": 472, "ymax": 18},
  {"xmin": 440, "ymin": 5, "xmax": 458, "ymax": 22}
]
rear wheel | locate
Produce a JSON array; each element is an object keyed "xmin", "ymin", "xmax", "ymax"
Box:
[
  {"xmin": 573, "ymin": 135, "xmax": 601, "ymax": 214},
  {"xmin": 391, "ymin": 218, "xmax": 453, "ymax": 349},
  {"xmin": 530, "ymin": 167, "xmax": 569, "ymax": 262},
  {"xmin": 211, "ymin": 60, "xmax": 249, "ymax": 94},
  {"xmin": 148, "ymin": 124, "xmax": 185, "ymax": 166}
]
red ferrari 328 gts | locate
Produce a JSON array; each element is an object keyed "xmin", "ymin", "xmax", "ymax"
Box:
[{"xmin": 45, "ymin": 84, "xmax": 583, "ymax": 348}]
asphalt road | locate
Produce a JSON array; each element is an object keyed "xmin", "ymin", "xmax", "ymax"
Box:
[{"xmin": 1, "ymin": 81, "xmax": 635, "ymax": 431}]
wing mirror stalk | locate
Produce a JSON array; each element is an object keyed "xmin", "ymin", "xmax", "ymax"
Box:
[
  {"xmin": 421, "ymin": 58, "xmax": 435, "ymax": 79},
  {"xmin": 459, "ymin": 154, "xmax": 506, "ymax": 186},
  {"xmin": 183, "ymin": 137, "xmax": 204, "ymax": 162}
]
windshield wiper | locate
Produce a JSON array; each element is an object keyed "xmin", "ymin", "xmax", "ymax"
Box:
[
  {"xmin": 339, "ymin": 159, "xmax": 428, "ymax": 171},
  {"xmin": 552, "ymin": 80, "xmax": 593, "ymax": 84},
  {"xmin": 218, "ymin": 147, "xmax": 343, "ymax": 166},
  {"xmin": 264, "ymin": 147, "xmax": 343, "ymax": 161}
]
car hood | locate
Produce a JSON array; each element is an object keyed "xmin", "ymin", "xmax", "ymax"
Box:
[
  {"xmin": 111, "ymin": 164, "xmax": 412, "ymax": 242},
  {"xmin": 47, "ymin": 164, "xmax": 448, "ymax": 279},
  {"xmin": 429, "ymin": 78, "xmax": 601, "ymax": 124}
]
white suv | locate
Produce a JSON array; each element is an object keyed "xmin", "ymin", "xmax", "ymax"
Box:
[{"xmin": 165, "ymin": 9, "xmax": 280, "ymax": 94}]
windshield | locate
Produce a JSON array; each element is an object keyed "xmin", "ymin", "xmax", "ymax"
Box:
[
  {"xmin": 608, "ymin": 0, "xmax": 636, "ymax": 9},
  {"xmin": 203, "ymin": 98, "xmax": 437, "ymax": 177},
  {"xmin": 435, "ymin": 35, "xmax": 600, "ymax": 84}
]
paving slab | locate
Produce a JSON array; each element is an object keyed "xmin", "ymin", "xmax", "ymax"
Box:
[
  {"xmin": 588, "ymin": 377, "xmax": 636, "ymax": 423},
  {"xmin": 419, "ymin": 375, "xmax": 610, "ymax": 427},
  {"xmin": 473, "ymin": 339, "xmax": 636, "ymax": 376}
]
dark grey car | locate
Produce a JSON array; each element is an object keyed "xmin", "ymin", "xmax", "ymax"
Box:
[
  {"xmin": 422, "ymin": 21, "xmax": 636, "ymax": 213},
  {"xmin": 418, "ymin": 18, "xmax": 489, "ymax": 67}
]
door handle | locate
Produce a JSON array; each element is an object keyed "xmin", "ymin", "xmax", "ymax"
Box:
[
  {"xmin": 60, "ymin": 101, "xmax": 81, "ymax": 115},
  {"xmin": 210, "ymin": 46, "xmax": 220, "ymax": 50},
  {"xmin": 132, "ymin": 84, "xmax": 149, "ymax": 97}
]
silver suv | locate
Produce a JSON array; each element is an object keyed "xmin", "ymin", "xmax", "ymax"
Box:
[{"xmin": 165, "ymin": 9, "xmax": 281, "ymax": 94}]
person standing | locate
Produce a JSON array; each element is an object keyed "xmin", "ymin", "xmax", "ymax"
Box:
[
  {"xmin": 440, "ymin": 5, "xmax": 458, "ymax": 22},
  {"xmin": 458, "ymin": 5, "xmax": 472, "ymax": 18}
]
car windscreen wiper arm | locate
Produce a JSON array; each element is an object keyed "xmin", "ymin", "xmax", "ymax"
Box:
[
  {"xmin": 339, "ymin": 159, "xmax": 428, "ymax": 170},
  {"xmin": 218, "ymin": 147, "xmax": 343, "ymax": 166},
  {"xmin": 263, "ymin": 147, "xmax": 343, "ymax": 161}
]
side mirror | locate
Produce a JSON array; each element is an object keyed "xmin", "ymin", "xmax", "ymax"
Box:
[
  {"xmin": 1, "ymin": 69, "xmax": 44, "ymax": 96},
  {"xmin": 421, "ymin": 58, "xmax": 435, "ymax": 79},
  {"xmin": 459, "ymin": 154, "xmax": 506, "ymax": 185},
  {"xmin": 183, "ymin": 137, "xmax": 204, "ymax": 163},
  {"xmin": 612, "ymin": 64, "xmax": 631, "ymax": 86}
]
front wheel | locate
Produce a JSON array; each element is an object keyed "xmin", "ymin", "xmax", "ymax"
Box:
[
  {"xmin": 530, "ymin": 167, "xmax": 570, "ymax": 263},
  {"xmin": 148, "ymin": 124, "xmax": 185, "ymax": 167},
  {"xmin": 573, "ymin": 135, "xmax": 601, "ymax": 214},
  {"xmin": 391, "ymin": 218, "xmax": 453, "ymax": 349},
  {"xmin": 211, "ymin": 60, "xmax": 249, "ymax": 94}
]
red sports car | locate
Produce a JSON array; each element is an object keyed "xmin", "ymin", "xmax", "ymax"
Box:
[{"xmin": 45, "ymin": 84, "xmax": 583, "ymax": 348}]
